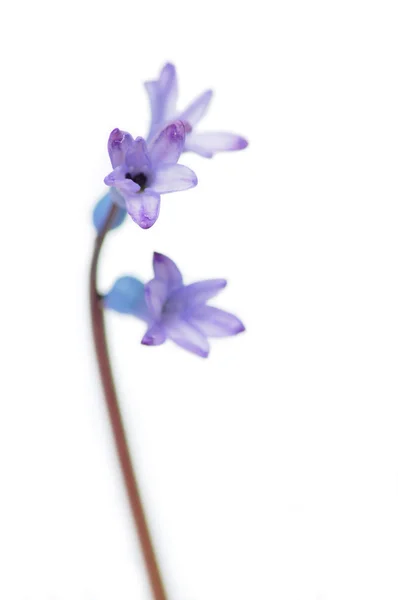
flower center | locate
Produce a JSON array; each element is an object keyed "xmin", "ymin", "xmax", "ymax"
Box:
[{"xmin": 125, "ymin": 172, "xmax": 148, "ymax": 190}]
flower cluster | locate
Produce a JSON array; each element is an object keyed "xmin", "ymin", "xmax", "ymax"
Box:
[{"xmin": 93, "ymin": 63, "xmax": 247, "ymax": 357}]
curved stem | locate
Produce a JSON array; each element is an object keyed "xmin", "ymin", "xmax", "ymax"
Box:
[{"xmin": 89, "ymin": 204, "xmax": 168, "ymax": 600}]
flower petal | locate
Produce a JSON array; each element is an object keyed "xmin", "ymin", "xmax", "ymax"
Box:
[
  {"xmin": 104, "ymin": 276, "xmax": 148, "ymax": 319},
  {"xmin": 144, "ymin": 278, "xmax": 169, "ymax": 320},
  {"xmin": 153, "ymin": 252, "xmax": 183, "ymax": 292},
  {"xmin": 189, "ymin": 305, "xmax": 245, "ymax": 337},
  {"xmin": 125, "ymin": 190, "xmax": 161, "ymax": 229},
  {"xmin": 145, "ymin": 80, "xmax": 161, "ymax": 139},
  {"xmin": 124, "ymin": 137, "xmax": 152, "ymax": 174},
  {"xmin": 151, "ymin": 164, "xmax": 198, "ymax": 194},
  {"xmin": 168, "ymin": 279, "xmax": 227, "ymax": 310},
  {"xmin": 158, "ymin": 63, "xmax": 178, "ymax": 119},
  {"xmin": 185, "ymin": 132, "xmax": 248, "ymax": 158},
  {"xmin": 145, "ymin": 63, "xmax": 178, "ymax": 141},
  {"xmin": 104, "ymin": 165, "xmax": 141, "ymax": 194},
  {"xmin": 164, "ymin": 318, "xmax": 209, "ymax": 358},
  {"xmin": 149, "ymin": 121, "xmax": 186, "ymax": 167},
  {"xmin": 108, "ymin": 128, "xmax": 134, "ymax": 168},
  {"xmin": 92, "ymin": 192, "xmax": 127, "ymax": 233},
  {"xmin": 141, "ymin": 323, "xmax": 167, "ymax": 346},
  {"xmin": 179, "ymin": 90, "xmax": 213, "ymax": 127}
]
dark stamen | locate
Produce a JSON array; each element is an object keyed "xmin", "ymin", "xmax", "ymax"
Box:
[{"xmin": 125, "ymin": 172, "xmax": 148, "ymax": 189}]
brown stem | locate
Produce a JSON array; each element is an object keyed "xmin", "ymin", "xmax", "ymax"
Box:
[{"xmin": 89, "ymin": 204, "xmax": 168, "ymax": 600}]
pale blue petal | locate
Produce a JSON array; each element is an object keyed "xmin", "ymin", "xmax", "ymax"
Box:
[
  {"xmin": 92, "ymin": 192, "xmax": 127, "ymax": 233},
  {"xmin": 104, "ymin": 276, "xmax": 148, "ymax": 320}
]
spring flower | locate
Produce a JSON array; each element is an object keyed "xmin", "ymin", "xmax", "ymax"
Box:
[
  {"xmin": 145, "ymin": 63, "xmax": 248, "ymax": 158},
  {"xmin": 104, "ymin": 121, "xmax": 197, "ymax": 229},
  {"xmin": 104, "ymin": 252, "xmax": 245, "ymax": 358}
]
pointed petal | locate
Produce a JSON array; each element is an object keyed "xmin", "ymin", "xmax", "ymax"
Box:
[
  {"xmin": 92, "ymin": 192, "xmax": 127, "ymax": 232},
  {"xmin": 145, "ymin": 80, "xmax": 161, "ymax": 140},
  {"xmin": 168, "ymin": 279, "xmax": 227, "ymax": 310},
  {"xmin": 108, "ymin": 128, "xmax": 134, "ymax": 168},
  {"xmin": 185, "ymin": 131, "xmax": 248, "ymax": 158},
  {"xmin": 125, "ymin": 190, "xmax": 161, "ymax": 229},
  {"xmin": 145, "ymin": 63, "xmax": 178, "ymax": 141},
  {"xmin": 164, "ymin": 318, "xmax": 209, "ymax": 358},
  {"xmin": 141, "ymin": 323, "xmax": 167, "ymax": 346},
  {"xmin": 149, "ymin": 121, "xmax": 186, "ymax": 167},
  {"xmin": 189, "ymin": 305, "xmax": 245, "ymax": 337},
  {"xmin": 179, "ymin": 90, "xmax": 213, "ymax": 127},
  {"xmin": 104, "ymin": 276, "xmax": 148, "ymax": 319},
  {"xmin": 157, "ymin": 62, "xmax": 178, "ymax": 120},
  {"xmin": 153, "ymin": 253, "xmax": 183, "ymax": 292},
  {"xmin": 151, "ymin": 164, "xmax": 198, "ymax": 194},
  {"xmin": 144, "ymin": 279, "xmax": 169, "ymax": 319}
]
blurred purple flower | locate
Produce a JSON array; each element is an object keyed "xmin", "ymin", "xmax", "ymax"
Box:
[
  {"xmin": 142, "ymin": 252, "xmax": 245, "ymax": 357},
  {"xmin": 145, "ymin": 63, "xmax": 248, "ymax": 158},
  {"xmin": 105, "ymin": 253, "xmax": 245, "ymax": 357},
  {"xmin": 104, "ymin": 121, "xmax": 197, "ymax": 229}
]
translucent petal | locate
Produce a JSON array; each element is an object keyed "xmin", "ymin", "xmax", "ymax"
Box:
[
  {"xmin": 158, "ymin": 63, "xmax": 178, "ymax": 120},
  {"xmin": 179, "ymin": 90, "xmax": 213, "ymax": 127},
  {"xmin": 185, "ymin": 131, "xmax": 248, "ymax": 158},
  {"xmin": 151, "ymin": 164, "xmax": 197, "ymax": 194},
  {"xmin": 144, "ymin": 279, "xmax": 169, "ymax": 320},
  {"xmin": 125, "ymin": 190, "xmax": 161, "ymax": 229},
  {"xmin": 164, "ymin": 318, "xmax": 209, "ymax": 358},
  {"xmin": 145, "ymin": 63, "xmax": 178, "ymax": 141},
  {"xmin": 168, "ymin": 279, "xmax": 227, "ymax": 311},
  {"xmin": 153, "ymin": 253, "xmax": 183, "ymax": 292},
  {"xmin": 189, "ymin": 305, "xmax": 245, "ymax": 337}
]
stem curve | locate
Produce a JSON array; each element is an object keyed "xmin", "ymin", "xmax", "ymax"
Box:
[{"xmin": 89, "ymin": 204, "xmax": 168, "ymax": 600}]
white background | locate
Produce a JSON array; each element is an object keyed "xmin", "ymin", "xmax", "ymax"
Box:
[{"xmin": 1, "ymin": 1, "xmax": 398, "ymax": 599}]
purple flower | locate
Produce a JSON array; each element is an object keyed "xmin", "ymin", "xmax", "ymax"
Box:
[
  {"xmin": 104, "ymin": 253, "xmax": 245, "ymax": 357},
  {"xmin": 145, "ymin": 63, "xmax": 248, "ymax": 158},
  {"xmin": 104, "ymin": 121, "xmax": 197, "ymax": 229},
  {"xmin": 142, "ymin": 253, "xmax": 245, "ymax": 357}
]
